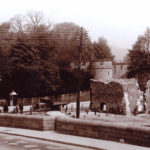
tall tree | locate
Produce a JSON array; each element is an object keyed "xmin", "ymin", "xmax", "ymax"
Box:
[
  {"xmin": 26, "ymin": 11, "xmax": 51, "ymax": 32},
  {"xmin": 1, "ymin": 40, "xmax": 60, "ymax": 97},
  {"xmin": 0, "ymin": 22, "xmax": 13, "ymax": 55},
  {"xmin": 51, "ymin": 22, "xmax": 92, "ymax": 94},
  {"xmin": 92, "ymin": 37, "xmax": 114, "ymax": 60},
  {"xmin": 127, "ymin": 28, "xmax": 150, "ymax": 91},
  {"xmin": 51, "ymin": 22, "xmax": 91, "ymax": 68},
  {"xmin": 9, "ymin": 14, "xmax": 26, "ymax": 34},
  {"xmin": 0, "ymin": 22, "xmax": 14, "ymax": 77}
]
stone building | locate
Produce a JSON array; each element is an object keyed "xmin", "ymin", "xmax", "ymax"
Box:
[
  {"xmin": 113, "ymin": 63, "xmax": 128, "ymax": 79},
  {"xmin": 92, "ymin": 59, "xmax": 113, "ymax": 81},
  {"xmin": 70, "ymin": 60, "xmax": 128, "ymax": 80},
  {"xmin": 90, "ymin": 59, "xmax": 146, "ymax": 115},
  {"xmin": 91, "ymin": 59, "xmax": 128, "ymax": 80}
]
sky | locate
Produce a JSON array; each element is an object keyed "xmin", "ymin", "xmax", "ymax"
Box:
[{"xmin": 1, "ymin": 0, "xmax": 150, "ymax": 61}]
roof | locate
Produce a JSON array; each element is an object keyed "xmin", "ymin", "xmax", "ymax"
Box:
[
  {"xmin": 52, "ymin": 101, "xmax": 69, "ymax": 106},
  {"xmin": 10, "ymin": 91, "xmax": 18, "ymax": 96},
  {"xmin": 40, "ymin": 98, "xmax": 68, "ymax": 106}
]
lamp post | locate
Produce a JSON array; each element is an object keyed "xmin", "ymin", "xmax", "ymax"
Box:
[{"xmin": 10, "ymin": 90, "xmax": 18, "ymax": 106}]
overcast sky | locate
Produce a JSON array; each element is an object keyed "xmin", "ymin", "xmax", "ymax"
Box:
[{"xmin": 1, "ymin": 0, "xmax": 150, "ymax": 61}]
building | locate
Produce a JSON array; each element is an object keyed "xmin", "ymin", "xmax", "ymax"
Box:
[
  {"xmin": 113, "ymin": 63, "xmax": 128, "ymax": 79},
  {"xmin": 70, "ymin": 60, "xmax": 128, "ymax": 80},
  {"xmin": 90, "ymin": 59, "xmax": 145, "ymax": 115},
  {"xmin": 92, "ymin": 59, "xmax": 113, "ymax": 81},
  {"xmin": 91, "ymin": 59, "xmax": 128, "ymax": 81}
]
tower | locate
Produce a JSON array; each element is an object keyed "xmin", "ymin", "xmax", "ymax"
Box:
[{"xmin": 92, "ymin": 59, "xmax": 113, "ymax": 81}]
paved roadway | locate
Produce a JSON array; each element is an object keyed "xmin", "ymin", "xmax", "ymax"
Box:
[{"xmin": 0, "ymin": 133, "xmax": 99, "ymax": 150}]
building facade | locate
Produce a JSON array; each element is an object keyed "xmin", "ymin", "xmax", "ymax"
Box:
[{"xmin": 91, "ymin": 60, "xmax": 128, "ymax": 81}]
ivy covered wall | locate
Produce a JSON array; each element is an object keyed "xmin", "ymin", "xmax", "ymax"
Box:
[
  {"xmin": 90, "ymin": 80, "xmax": 125, "ymax": 114},
  {"xmin": 90, "ymin": 78, "xmax": 143, "ymax": 115}
]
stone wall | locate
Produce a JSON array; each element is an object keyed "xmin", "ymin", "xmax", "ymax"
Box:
[
  {"xmin": 112, "ymin": 78, "xmax": 143, "ymax": 115},
  {"xmin": 145, "ymin": 80, "xmax": 150, "ymax": 113},
  {"xmin": 16, "ymin": 91, "xmax": 90, "ymax": 106},
  {"xmin": 93, "ymin": 60, "xmax": 113, "ymax": 81},
  {"xmin": 0, "ymin": 114, "xmax": 55, "ymax": 131},
  {"xmin": 1, "ymin": 113, "xmax": 150, "ymax": 147},
  {"xmin": 113, "ymin": 64, "xmax": 128, "ymax": 79},
  {"xmin": 56, "ymin": 118, "xmax": 150, "ymax": 147},
  {"xmin": 90, "ymin": 78, "xmax": 144, "ymax": 115},
  {"xmin": 90, "ymin": 80, "xmax": 125, "ymax": 114}
]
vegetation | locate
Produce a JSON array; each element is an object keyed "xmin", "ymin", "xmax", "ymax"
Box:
[
  {"xmin": 90, "ymin": 81, "xmax": 125, "ymax": 115},
  {"xmin": 0, "ymin": 11, "xmax": 113, "ymax": 98},
  {"xmin": 92, "ymin": 37, "xmax": 114, "ymax": 60},
  {"xmin": 127, "ymin": 28, "xmax": 150, "ymax": 92}
]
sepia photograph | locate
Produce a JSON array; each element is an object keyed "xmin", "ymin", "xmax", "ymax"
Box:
[{"xmin": 0, "ymin": 0, "xmax": 150, "ymax": 149}]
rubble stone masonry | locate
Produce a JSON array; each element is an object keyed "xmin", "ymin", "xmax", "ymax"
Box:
[{"xmin": 90, "ymin": 78, "xmax": 144, "ymax": 115}]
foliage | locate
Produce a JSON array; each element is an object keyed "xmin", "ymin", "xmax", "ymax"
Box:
[
  {"xmin": 127, "ymin": 28, "xmax": 150, "ymax": 91},
  {"xmin": 92, "ymin": 81, "xmax": 124, "ymax": 102},
  {"xmin": 57, "ymin": 68, "xmax": 92, "ymax": 94},
  {"xmin": 51, "ymin": 22, "xmax": 91, "ymax": 68},
  {"xmin": 91, "ymin": 81, "xmax": 125, "ymax": 114},
  {"xmin": 1, "ymin": 40, "xmax": 60, "ymax": 97},
  {"xmin": 0, "ymin": 12, "xmax": 114, "ymax": 98},
  {"xmin": 92, "ymin": 37, "xmax": 114, "ymax": 60}
]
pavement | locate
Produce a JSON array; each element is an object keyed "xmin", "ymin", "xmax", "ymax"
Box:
[{"xmin": 0, "ymin": 127, "xmax": 149, "ymax": 150}]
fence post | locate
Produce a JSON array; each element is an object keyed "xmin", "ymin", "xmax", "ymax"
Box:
[{"xmin": 30, "ymin": 107, "xmax": 32, "ymax": 115}]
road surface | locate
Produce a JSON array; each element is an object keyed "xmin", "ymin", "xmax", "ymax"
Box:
[{"xmin": 0, "ymin": 133, "xmax": 98, "ymax": 150}]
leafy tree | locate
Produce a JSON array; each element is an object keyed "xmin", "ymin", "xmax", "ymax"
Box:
[
  {"xmin": 0, "ymin": 22, "xmax": 13, "ymax": 55},
  {"xmin": 127, "ymin": 28, "xmax": 150, "ymax": 91},
  {"xmin": 92, "ymin": 37, "xmax": 114, "ymax": 60},
  {"xmin": 1, "ymin": 40, "xmax": 60, "ymax": 98},
  {"xmin": 51, "ymin": 22, "xmax": 91, "ymax": 68},
  {"xmin": 0, "ymin": 22, "xmax": 15, "ymax": 80},
  {"xmin": 50, "ymin": 22, "xmax": 92, "ymax": 93},
  {"xmin": 0, "ymin": 14, "xmax": 93, "ymax": 97}
]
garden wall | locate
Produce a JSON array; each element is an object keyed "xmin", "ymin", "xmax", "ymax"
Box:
[
  {"xmin": 56, "ymin": 118, "xmax": 150, "ymax": 147},
  {"xmin": 17, "ymin": 91, "xmax": 90, "ymax": 106},
  {"xmin": 0, "ymin": 114, "xmax": 55, "ymax": 131}
]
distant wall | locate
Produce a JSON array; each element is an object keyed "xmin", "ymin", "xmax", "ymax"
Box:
[
  {"xmin": 17, "ymin": 91, "xmax": 90, "ymax": 106},
  {"xmin": 17, "ymin": 97, "xmax": 40, "ymax": 106},
  {"xmin": 113, "ymin": 64, "xmax": 128, "ymax": 79},
  {"xmin": 56, "ymin": 118, "xmax": 150, "ymax": 147}
]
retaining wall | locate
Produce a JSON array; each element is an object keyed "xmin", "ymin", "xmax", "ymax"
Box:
[
  {"xmin": 0, "ymin": 114, "xmax": 55, "ymax": 131},
  {"xmin": 55, "ymin": 118, "xmax": 150, "ymax": 147},
  {"xmin": 1, "ymin": 113, "xmax": 150, "ymax": 147}
]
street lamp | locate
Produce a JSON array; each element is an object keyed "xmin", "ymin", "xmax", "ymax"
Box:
[{"xmin": 10, "ymin": 90, "xmax": 18, "ymax": 106}]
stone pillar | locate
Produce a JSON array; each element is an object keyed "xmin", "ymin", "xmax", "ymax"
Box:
[{"xmin": 10, "ymin": 96, "xmax": 13, "ymax": 106}]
